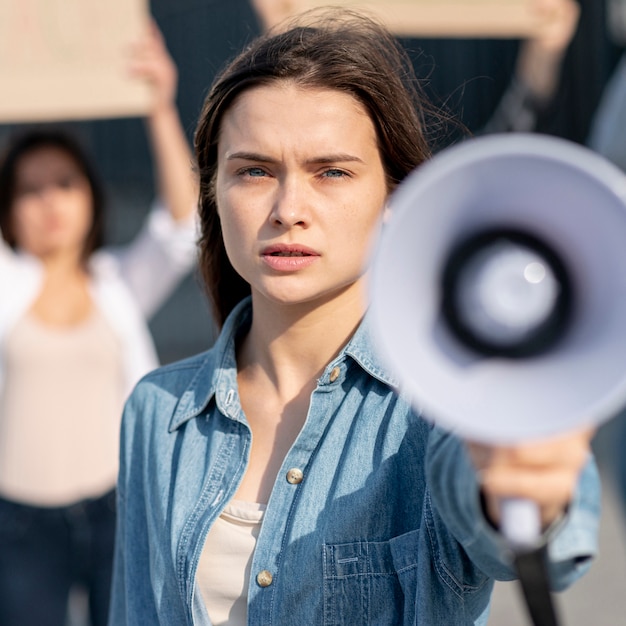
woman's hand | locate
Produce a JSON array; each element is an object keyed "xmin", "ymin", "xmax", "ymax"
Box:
[
  {"xmin": 516, "ymin": 0, "xmax": 581, "ymax": 103},
  {"xmin": 530, "ymin": 0, "xmax": 580, "ymax": 55},
  {"xmin": 466, "ymin": 426, "xmax": 594, "ymax": 530},
  {"xmin": 128, "ymin": 20, "xmax": 178, "ymax": 116}
]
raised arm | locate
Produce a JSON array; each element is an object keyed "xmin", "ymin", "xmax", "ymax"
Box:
[
  {"xmin": 250, "ymin": 0, "xmax": 294, "ymax": 32},
  {"xmin": 515, "ymin": 0, "xmax": 580, "ymax": 105},
  {"xmin": 484, "ymin": 0, "xmax": 580, "ymax": 133},
  {"xmin": 106, "ymin": 22, "xmax": 199, "ymax": 319},
  {"xmin": 129, "ymin": 21, "xmax": 199, "ymax": 223}
]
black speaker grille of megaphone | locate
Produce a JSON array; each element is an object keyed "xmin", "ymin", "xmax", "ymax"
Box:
[
  {"xmin": 369, "ymin": 133, "xmax": 626, "ymax": 443},
  {"xmin": 441, "ymin": 227, "xmax": 574, "ymax": 359}
]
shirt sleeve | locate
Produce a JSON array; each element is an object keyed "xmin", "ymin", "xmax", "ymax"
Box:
[
  {"xmin": 425, "ymin": 426, "xmax": 600, "ymax": 589},
  {"xmin": 107, "ymin": 199, "xmax": 199, "ymax": 320},
  {"xmin": 108, "ymin": 383, "xmax": 164, "ymax": 626}
]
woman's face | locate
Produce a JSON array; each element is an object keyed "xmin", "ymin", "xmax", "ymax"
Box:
[
  {"xmin": 215, "ymin": 82, "xmax": 389, "ymax": 310},
  {"xmin": 11, "ymin": 146, "xmax": 93, "ymax": 260}
]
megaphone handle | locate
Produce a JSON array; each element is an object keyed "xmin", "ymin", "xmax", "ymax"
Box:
[
  {"xmin": 514, "ymin": 546, "xmax": 561, "ymax": 626},
  {"xmin": 501, "ymin": 499, "xmax": 561, "ymax": 626},
  {"xmin": 500, "ymin": 497, "xmax": 541, "ymax": 548}
]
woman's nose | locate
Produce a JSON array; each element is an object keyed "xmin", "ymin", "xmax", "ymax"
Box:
[{"xmin": 269, "ymin": 179, "xmax": 310, "ymax": 227}]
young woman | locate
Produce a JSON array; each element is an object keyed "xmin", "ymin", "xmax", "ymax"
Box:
[
  {"xmin": 110, "ymin": 10, "xmax": 599, "ymax": 625},
  {"xmin": 0, "ymin": 22, "xmax": 198, "ymax": 626}
]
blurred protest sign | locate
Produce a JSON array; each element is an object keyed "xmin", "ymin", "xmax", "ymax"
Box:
[
  {"xmin": 0, "ymin": 0, "xmax": 152, "ymax": 123},
  {"xmin": 258, "ymin": 0, "xmax": 540, "ymax": 37}
]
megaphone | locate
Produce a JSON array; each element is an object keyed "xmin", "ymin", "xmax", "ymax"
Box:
[
  {"xmin": 369, "ymin": 133, "xmax": 626, "ymax": 547},
  {"xmin": 370, "ymin": 133, "xmax": 626, "ymax": 442}
]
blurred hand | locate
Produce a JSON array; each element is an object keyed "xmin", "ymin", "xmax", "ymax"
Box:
[
  {"xmin": 530, "ymin": 0, "xmax": 580, "ymax": 54},
  {"xmin": 128, "ymin": 20, "xmax": 178, "ymax": 115},
  {"xmin": 251, "ymin": 0, "xmax": 294, "ymax": 32},
  {"xmin": 466, "ymin": 426, "xmax": 594, "ymax": 530},
  {"xmin": 516, "ymin": 0, "xmax": 580, "ymax": 102}
]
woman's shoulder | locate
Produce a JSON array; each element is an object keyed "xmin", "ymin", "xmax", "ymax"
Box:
[
  {"xmin": 123, "ymin": 303, "xmax": 245, "ymax": 428},
  {"xmin": 120, "ymin": 348, "xmax": 219, "ymax": 440},
  {"xmin": 132, "ymin": 349, "xmax": 217, "ymax": 401}
]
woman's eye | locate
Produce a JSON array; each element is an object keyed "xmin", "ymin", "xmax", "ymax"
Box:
[
  {"xmin": 57, "ymin": 176, "xmax": 78, "ymax": 189},
  {"xmin": 241, "ymin": 167, "xmax": 267, "ymax": 178},
  {"xmin": 15, "ymin": 185, "xmax": 38, "ymax": 198},
  {"xmin": 322, "ymin": 168, "xmax": 348, "ymax": 179}
]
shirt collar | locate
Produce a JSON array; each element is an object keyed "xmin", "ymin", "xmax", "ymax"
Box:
[
  {"xmin": 169, "ymin": 298, "xmax": 399, "ymax": 431},
  {"xmin": 168, "ymin": 298, "xmax": 250, "ymax": 431},
  {"xmin": 342, "ymin": 313, "xmax": 399, "ymax": 388}
]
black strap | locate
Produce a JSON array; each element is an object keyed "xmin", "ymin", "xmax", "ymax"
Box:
[{"xmin": 513, "ymin": 546, "xmax": 561, "ymax": 626}]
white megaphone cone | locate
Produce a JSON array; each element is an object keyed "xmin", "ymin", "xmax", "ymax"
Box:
[{"xmin": 369, "ymin": 133, "xmax": 626, "ymax": 547}]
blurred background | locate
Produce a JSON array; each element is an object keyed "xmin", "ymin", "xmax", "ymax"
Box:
[
  {"xmin": 1, "ymin": 0, "xmax": 622, "ymax": 365},
  {"xmin": 2, "ymin": 1, "xmax": 626, "ymax": 624}
]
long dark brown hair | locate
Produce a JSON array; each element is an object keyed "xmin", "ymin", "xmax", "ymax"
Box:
[
  {"xmin": 0, "ymin": 129, "xmax": 105, "ymax": 263},
  {"xmin": 195, "ymin": 8, "xmax": 444, "ymax": 326}
]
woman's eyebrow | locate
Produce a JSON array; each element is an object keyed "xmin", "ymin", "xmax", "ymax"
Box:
[
  {"xmin": 226, "ymin": 151, "xmax": 276, "ymax": 163},
  {"xmin": 305, "ymin": 153, "xmax": 364, "ymax": 165},
  {"xmin": 226, "ymin": 151, "xmax": 364, "ymax": 164}
]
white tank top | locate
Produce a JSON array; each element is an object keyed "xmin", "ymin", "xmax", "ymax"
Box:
[
  {"xmin": 196, "ymin": 499, "xmax": 266, "ymax": 625},
  {"xmin": 0, "ymin": 309, "xmax": 124, "ymax": 505}
]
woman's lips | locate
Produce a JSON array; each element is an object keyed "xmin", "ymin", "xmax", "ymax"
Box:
[{"xmin": 261, "ymin": 244, "xmax": 320, "ymax": 271}]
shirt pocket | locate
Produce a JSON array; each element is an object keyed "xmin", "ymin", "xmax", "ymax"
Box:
[{"xmin": 322, "ymin": 530, "xmax": 420, "ymax": 626}]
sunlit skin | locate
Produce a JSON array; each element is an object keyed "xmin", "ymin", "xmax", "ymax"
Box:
[
  {"xmin": 216, "ymin": 82, "xmax": 389, "ymax": 319},
  {"xmin": 467, "ymin": 427, "xmax": 593, "ymax": 529},
  {"xmin": 11, "ymin": 146, "xmax": 93, "ymax": 264}
]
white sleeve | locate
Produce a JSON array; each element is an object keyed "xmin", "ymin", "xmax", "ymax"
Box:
[
  {"xmin": 108, "ymin": 200, "xmax": 199, "ymax": 320},
  {"xmin": 0, "ymin": 236, "xmax": 16, "ymax": 274}
]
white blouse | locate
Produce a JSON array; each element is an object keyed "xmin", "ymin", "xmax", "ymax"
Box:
[
  {"xmin": 0, "ymin": 203, "xmax": 198, "ymax": 505},
  {"xmin": 0, "ymin": 310, "xmax": 123, "ymax": 505},
  {"xmin": 197, "ymin": 500, "xmax": 266, "ymax": 626}
]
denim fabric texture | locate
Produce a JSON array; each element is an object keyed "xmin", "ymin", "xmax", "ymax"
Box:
[
  {"xmin": 110, "ymin": 299, "xmax": 600, "ymax": 626},
  {"xmin": 0, "ymin": 490, "xmax": 116, "ymax": 626}
]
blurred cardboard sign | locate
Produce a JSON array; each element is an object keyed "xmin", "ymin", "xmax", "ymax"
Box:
[
  {"xmin": 286, "ymin": 0, "xmax": 539, "ymax": 37},
  {"xmin": 0, "ymin": 0, "xmax": 152, "ymax": 123}
]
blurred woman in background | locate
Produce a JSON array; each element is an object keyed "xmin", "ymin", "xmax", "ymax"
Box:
[{"xmin": 0, "ymin": 22, "xmax": 198, "ymax": 626}]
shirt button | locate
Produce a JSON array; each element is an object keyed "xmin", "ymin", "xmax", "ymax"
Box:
[
  {"xmin": 256, "ymin": 570, "xmax": 273, "ymax": 587},
  {"xmin": 329, "ymin": 366, "xmax": 341, "ymax": 382},
  {"xmin": 286, "ymin": 468, "xmax": 304, "ymax": 484}
]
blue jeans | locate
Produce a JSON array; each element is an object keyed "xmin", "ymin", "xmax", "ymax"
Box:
[{"xmin": 0, "ymin": 490, "xmax": 116, "ymax": 626}]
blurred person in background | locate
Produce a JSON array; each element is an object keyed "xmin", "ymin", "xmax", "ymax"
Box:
[
  {"xmin": 587, "ymin": 0, "xmax": 626, "ymax": 171},
  {"xmin": 251, "ymin": 0, "xmax": 581, "ymax": 138},
  {"xmin": 0, "ymin": 21, "xmax": 198, "ymax": 626},
  {"xmin": 587, "ymin": 0, "xmax": 626, "ymax": 530},
  {"xmin": 483, "ymin": 0, "xmax": 580, "ymax": 133}
]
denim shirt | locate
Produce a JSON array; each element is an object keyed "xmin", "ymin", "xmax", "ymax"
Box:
[{"xmin": 110, "ymin": 299, "xmax": 600, "ymax": 626}]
